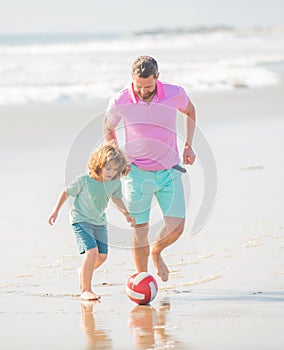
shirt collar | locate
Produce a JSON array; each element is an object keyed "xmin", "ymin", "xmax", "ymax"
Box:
[{"xmin": 129, "ymin": 79, "xmax": 165, "ymax": 103}]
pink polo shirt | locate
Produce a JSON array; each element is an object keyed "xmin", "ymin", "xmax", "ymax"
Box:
[{"xmin": 106, "ymin": 80, "xmax": 190, "ymax": 171}]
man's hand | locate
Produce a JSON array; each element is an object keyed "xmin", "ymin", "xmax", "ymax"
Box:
[{"xmin": 183, "ymin": 144, "xmax": 196, "ymax": 165}]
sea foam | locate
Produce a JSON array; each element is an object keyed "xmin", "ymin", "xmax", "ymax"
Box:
[{"xmin": 0, "ymin": 27, "xmax": 283, "ymax": 105}]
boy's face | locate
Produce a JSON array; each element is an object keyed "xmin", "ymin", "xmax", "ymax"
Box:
[{"xmin": 101, "ymin": 161, "xmax": 120, "ymax": 181}]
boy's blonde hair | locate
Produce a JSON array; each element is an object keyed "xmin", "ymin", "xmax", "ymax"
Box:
[{"xmin": 88, "ymin": 143, "xmax": 128, "ymax": 179}]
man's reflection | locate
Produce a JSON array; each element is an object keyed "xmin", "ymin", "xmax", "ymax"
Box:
[
  {"xmin": 128, "ymin": 298, "xmax": 179, "ymax": 349},
  {"xmin": 80, "ymin": 300, "xmax": 113, "ymax": 349}
]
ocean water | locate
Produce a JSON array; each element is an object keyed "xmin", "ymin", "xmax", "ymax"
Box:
[{"xmin": 0, "ymin": 26, "xmax": 283, "ymax": 105}]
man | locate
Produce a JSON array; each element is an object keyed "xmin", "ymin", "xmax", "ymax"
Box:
[{"xmin": 104, "ymin": 55, "xmax": 196, "ymax": 282}]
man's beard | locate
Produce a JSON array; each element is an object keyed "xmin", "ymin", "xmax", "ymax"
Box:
[{"xmin": 137, "ymin": 88, "xmax": 156, "ymax": 101}]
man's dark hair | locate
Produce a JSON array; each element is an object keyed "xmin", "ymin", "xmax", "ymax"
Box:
[{"xmin": 131, "ymin": 55, "xmax": 159, "ymax": 78}]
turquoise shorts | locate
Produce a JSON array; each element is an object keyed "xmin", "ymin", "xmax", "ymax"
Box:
[
  {"xmin": 72, "ymin": 222, "xmax": 108, "ymax": 255},
  {"xmin": 124, "ymin": 164, "xmax": 185, "ymax": 224}
]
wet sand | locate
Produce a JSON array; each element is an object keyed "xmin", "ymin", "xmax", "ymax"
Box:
[{"xmin": 0, "ymin": 85, "xmax": 284, "ymax": 349}]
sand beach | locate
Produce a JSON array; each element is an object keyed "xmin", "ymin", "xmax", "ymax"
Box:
[{"xmin": 0, "ymin": 80, "xmax": 284, "ymax": 349}]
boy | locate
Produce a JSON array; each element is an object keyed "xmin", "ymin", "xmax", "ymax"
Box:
[{"xmin": 48, "ymin": 144, "xmax": 135, "ymax": 300}]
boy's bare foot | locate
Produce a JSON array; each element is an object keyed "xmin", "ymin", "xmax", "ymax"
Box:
[
  {"xmin": 80, "ymin": 291, "xmax": 101, "ymax": 301},
  {"xmin": 151, "ymin": 253, "xmax": 169, "ymax": 282},
  {"xmin": 81, "ymin": 299, "xmax": 100, "ymax": 307}
]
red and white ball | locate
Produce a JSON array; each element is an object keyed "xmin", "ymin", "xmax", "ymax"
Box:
[{"xmin": 126, "ymin": 272, "xmax": 158, "ymax": 305}]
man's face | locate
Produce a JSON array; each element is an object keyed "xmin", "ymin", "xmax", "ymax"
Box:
[{"xmin": 132, "ymin": 74, "xmax": 158, "ymax": 102}]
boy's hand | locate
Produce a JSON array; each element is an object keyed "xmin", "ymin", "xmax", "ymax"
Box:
[
  {"xmin": 48, "ymin": 212, "xmax": 58, "ymax": 225},
  {"xmin": 124, "ymin": 164, "xmax": 131, "ymax": 176},
  {"xmin": 125, "ymin": 214, "xmax": 136, "ymax": 227}
]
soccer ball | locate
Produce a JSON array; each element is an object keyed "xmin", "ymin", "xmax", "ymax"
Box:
[{"xmin": 126, "ymin": 272, "xmax": 158, "ymax": 305}]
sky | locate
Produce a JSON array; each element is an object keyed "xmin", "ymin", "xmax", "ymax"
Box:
[{"xmin": 0, "ymin": 0, "xmax": 283, "ymax": 34}]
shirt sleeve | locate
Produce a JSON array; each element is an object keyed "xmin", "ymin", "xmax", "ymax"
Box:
[
  {"xmin": 105, "ymin": 96, "xmax": 122, "ymax": 126},
  {"xmin": 177, "ymin": 85, "xmax": 190, "ymax": 113},
  {"xmin": 65, "ymin": 176, "xmax": 82, "ymax": 197},
  {"xmin": 111, "ymin": 180, "xmax": 123, "ymax": 199}
]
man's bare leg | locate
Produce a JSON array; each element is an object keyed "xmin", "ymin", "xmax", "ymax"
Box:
[
  {"xmin": 151, "ymin": 217, "xmax": 185, "ymax": 282},
  {"xmin": 132, "ymin": 223, "xmax": 150, "ymax": 272}
]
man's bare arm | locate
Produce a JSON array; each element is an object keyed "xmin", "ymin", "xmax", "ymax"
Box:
[
  {"xmin": 103, "ymin": 116, "xmax": 118, "ymax": 144},
  {"xmin": 182, "ymin": 100, "xmax": 196, "ymax": 165}
]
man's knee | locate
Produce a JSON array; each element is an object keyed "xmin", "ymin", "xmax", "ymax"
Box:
[
  {"xmin": 133, "ymin": 222, "xmax": 149, "ymax": 235},
  {"xmin": 165, "ymin": 217, "xmax": 185, "ymax": 236},
  {"xmin": 134, "ymin": 222, "xmax": 149, "ymax": 229},
  {"xmin": 133, "ymin": 222, "xmax": 149, "ymax": 246},
  {"xmin": 176, "ymin": 218, "xmax": 185, "ymax": 235}
]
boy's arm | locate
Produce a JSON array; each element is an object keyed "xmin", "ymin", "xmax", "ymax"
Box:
[
  {"xmin": 48, "ymin": 190, "xmax": 69, "ymax": 225},
  {"xmin": 111, "ymin": 197, "xmax": 135, "ymax": 227}
]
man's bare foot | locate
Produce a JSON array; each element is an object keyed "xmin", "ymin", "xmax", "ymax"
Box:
[
  {"xmin": 80, "ymin": 291, "xmax": 101, "ymax": 300},
  {"xmin": 151, "ymin": 253, "xmax": 169, "ymax": 282}
]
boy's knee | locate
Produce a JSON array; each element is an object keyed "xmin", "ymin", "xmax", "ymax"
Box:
[
  {"xmin": 86, "ymin": 247, "xmax": 99, "ymax": 256},
  {"xmin": 99, "ymin": 254, "xmax": 108, "ymax": 263}
]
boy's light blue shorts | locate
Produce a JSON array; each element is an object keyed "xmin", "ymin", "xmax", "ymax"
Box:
[
  {"xmin": 72, "ymin": 222, "xmax": 108, "ymax": 255},
  {"xmin": 124, "ymin": 164, "xmax": 185, "ymax": 225}
]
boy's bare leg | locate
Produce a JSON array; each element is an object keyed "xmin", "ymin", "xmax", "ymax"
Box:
[
  {"xmin": 80, "ymin": 248, "xmax": 100, "ymax": 299},
  {"xmin": 151, "ymin": 217, "xmax": 185, "ymax": 282},
  {"xmin": 132, "ymin": 223, "xmax": 150, "ymax": 272},
  {"xmin": 94, "ymin": 254, "xmax": 107, "ymax": 270}
]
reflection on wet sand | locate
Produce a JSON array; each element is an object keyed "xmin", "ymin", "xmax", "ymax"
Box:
[
  {"xmin": 80, "ymin": 300, "xmax": 113, "ymax": 350},
  {"xmin": 128, "ymin": 298, "xmax": 181, "ymax": 349}
]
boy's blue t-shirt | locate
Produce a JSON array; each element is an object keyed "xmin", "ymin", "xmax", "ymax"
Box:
[{"xmin": 65, "ymin": 173, "xmax": 122, "ymax": 225}]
